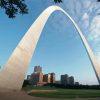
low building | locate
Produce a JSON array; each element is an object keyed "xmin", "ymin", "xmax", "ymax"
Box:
[
  {"xmin": 75, "ymin": 82, "xmax": 79, "ymax": 86},
  {"xmin": 55, "ymin": 80, "xmax": 61, "ymax": 84},
  {"xmin": 27, "ymin": 75, "xmax": 31, "ymax": 81}
]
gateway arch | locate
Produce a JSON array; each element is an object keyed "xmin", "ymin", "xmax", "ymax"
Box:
[{"xmin": 0, "ymin": 5, "xmax": 100, "ymax": 90}]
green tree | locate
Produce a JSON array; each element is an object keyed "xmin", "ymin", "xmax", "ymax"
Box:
[
  {"xmin": 54, "ymin": 0, "xmax": 62, "ymax": 3},
  {"xmin": 0, "ymin": 0, "xmax": 28, "ymax": 18},
  {"xmin": 0, "ymin": 0, "xmax": 62, "ymax": 18}
]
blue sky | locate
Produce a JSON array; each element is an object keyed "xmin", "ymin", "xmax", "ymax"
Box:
[{"xmin": 0, "ymin": 0, "xmax": 100, "ymax": 85}]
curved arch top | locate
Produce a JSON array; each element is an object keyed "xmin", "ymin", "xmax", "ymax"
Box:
[{"xmin": 0, "ymin": 5, "xmax": 100, "ymax": 90}]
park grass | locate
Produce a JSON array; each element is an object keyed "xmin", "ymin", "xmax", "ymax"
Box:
[{"xmin": 23, "ymin": 86, "xmax": 100, "ymax": 99}]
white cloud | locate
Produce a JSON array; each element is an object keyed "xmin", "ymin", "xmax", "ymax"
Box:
[
  {"xmin": 61, "ymin": 0, "xmax": 100, "ymax": 65},
  {"xmin": 96, "ymin": 8, "xmax": 100, "ymax": 14},
  {"xmin": 88, "ymin": 15, "xmax": 100, "ymax": 64},
  {"xmin": 83, "ymin": 13, "xmax": 89, "ymax": 21},
  {"xmin": 83, "ymin": 0, "xmax": 92, "ymax": 9},
  {"xmin": 81, "ymin": 13, "xmax": 89, "ymax": 29},
  {"xmin": 41, "ymin": 0, "xmax": 100, "ymax": 51},
  {"xmin": 88, "ymin": 16, "xmax": 100, "ymax": 41}
]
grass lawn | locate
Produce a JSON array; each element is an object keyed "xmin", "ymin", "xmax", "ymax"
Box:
[{"xmin": 23, "ymin": 86, "xmax": 100, "ymax": 99}]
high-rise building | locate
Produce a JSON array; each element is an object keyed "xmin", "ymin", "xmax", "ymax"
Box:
[
  {"xmin": 69, "ymin": 76, "xmax": 74, "ymax": 86},
  {"xmin": 34, "ymin": 66, "xmax": 42, "ymax": 73},
  {"xmin": 43, "ymin": 74, "xmax": 51, "ymax": 83},
  {"xmin": 43, "ymin": 73, "xmax": 55, "ymax": 83},
  {"xmin": 30, "ymin": 72, "xmax": 43, "ymax": 86},
  {"xmin": 61, "ymin": 74, "xmax": 69, "ymax": 86},
  {"xmin": 50, "ymin": 73, "xmax": 55, "ymax": 83},
  {"xmin": 29, "ymin": 66, "xmax": 44, "ymax": 86}
]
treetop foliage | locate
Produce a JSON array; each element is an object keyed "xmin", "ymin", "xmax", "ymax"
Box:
[
  {"xmin": 0, "ymin": 0, "xmax": 62, "ymax": 18},
  {"xmin": 54, "ymin": 0, "xmax": 62, "ymax": 3},
  {"xmin": 0, "ymin": 0, "xmax": 28, "ymax": 18}
]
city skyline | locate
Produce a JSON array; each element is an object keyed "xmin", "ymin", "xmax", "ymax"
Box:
[
  {"xmin": 0, "ymin": 0, "xmax": 100, "ymax": 85},
  {"xmin": 27, "ymin": 66, "xmax": 56, "ymax": 86},
  {"xmin": 27, "ymin": 65, "xmax": 79, "ymax": 86}
]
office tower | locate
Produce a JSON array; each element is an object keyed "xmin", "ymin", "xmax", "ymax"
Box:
[
  {"xmin": 29, "ymin": 66, "xmax": 44, "ymax": 86},
  {"xmin": 34, "ymin": 66, "xmax": 42, "ymax": 73},
  {"xmin": 50, "ymin": 73, "xmax": 55, "ymax": 83},
  {"xmin": 43, "ymin": 73, "xmax": 55, "ymax": 84},
  {"xmin": 69, "ymin": 76, "xmax": 74, "ymax": 86},
  {"xmin": 61, "ymin": 74, "xmax": 69, "ymax": 86},
  {"xmin": 30, "ymin": 72, "xmax": 43, "ymax": 86},
  {"xmin": 43, "ymin": 74, "xmax": 51, "ymax": 83}
]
